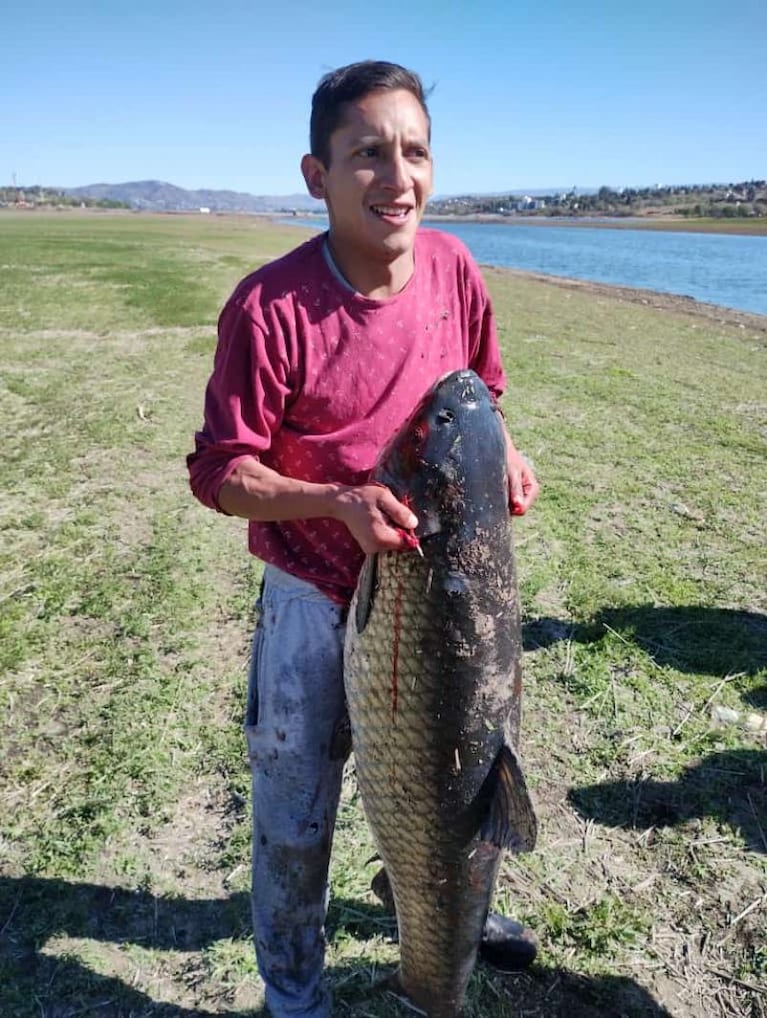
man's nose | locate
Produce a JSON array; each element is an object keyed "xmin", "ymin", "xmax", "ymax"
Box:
[{"xmin": 380, "ymin": 151, "xmax": 410, "ymax": 190}]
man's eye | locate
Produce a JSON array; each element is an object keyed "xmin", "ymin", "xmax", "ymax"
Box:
[
  {"xmin": 358, "ymin": 147, "xmax": 378, "ymax": 158},
  {"xmin": 409, "ymin": 147, "xmax": 429, "ymax": 160}
]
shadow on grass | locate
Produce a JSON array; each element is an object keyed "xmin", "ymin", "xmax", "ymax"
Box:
[
  {"xmin": 744, "ymin": 683, "xmax": 767, "ymax": 710},
  {"xmin": 526, "ymin": 605, "xmax": 767, "ymax": 853},
  {"xmin": 524, "ymin": 604, "xmax": 767, "ymax": 678},
  {"xmin": 332, "ymin": 954, "xmax": 675, "ymax": 1017},
  {"xmin": 327, "ymin": 892, "xmax": 395, "ymax": 940},
  {"xmin": 0, "ymin": 876, "xmax": 673, "ymax": 1016},
  {"xmin": 0, "ymin": 878, "xmax": 253, "ymax": 1016},
  {"xmin": 570, "ymin": 747, "xmax": 767, "ymax": 853}
]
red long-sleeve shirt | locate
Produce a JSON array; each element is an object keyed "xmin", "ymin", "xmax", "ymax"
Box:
[{"xmin": 188, "ymin": 228, "xmax": 506, "ymax": 605}]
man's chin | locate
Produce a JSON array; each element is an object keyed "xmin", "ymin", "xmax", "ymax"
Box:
[
  {"xmin": 374, "ymin": 222, "xmax": 421, "ymax": 255},
  {"xmin": 329, "ymin": 222, "xmax": 420, "ymax": 267}
]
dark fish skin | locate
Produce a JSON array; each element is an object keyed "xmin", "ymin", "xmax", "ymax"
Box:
[{"xmin": 344, "ymin": 370, "xmax": 537, "ymax": 1017}]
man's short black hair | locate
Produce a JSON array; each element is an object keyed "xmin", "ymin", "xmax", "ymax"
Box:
[{"xmin": 310, "ymin": 60, "xmax": 431, "ymax": 168}]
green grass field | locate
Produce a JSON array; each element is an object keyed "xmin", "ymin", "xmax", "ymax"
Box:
[{"xmin": 1, "ymin": 210, "xmax": 765, "ymax": 1017}]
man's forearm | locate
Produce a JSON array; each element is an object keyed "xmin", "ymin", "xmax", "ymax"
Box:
[
  {"xmin": 217, "ymin": 457, "xmax": 343, "ymax": 521},
  {"xmin": 216, "ymin": 456, "xmax": 421, "ymax": 555}
]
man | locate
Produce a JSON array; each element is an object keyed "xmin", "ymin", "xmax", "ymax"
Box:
[{"xmin": 188, "ymin": 60, "xmax": 538, "ymax": 1018}]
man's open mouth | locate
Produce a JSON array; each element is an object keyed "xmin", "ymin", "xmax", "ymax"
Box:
[{"xmin": 370, "ymin": 205, "xmax": 411, "ymax": 219}]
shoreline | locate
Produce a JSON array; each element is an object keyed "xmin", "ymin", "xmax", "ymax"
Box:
[
  {"xmin": 422, "ymin": 212, "xmax": 767, "ymax": 236},
  {"xmin": 483, "ymin": 263, "xmax": 767, "ymax": 337}
]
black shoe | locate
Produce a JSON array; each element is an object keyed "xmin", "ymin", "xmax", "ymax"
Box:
[
  {"xmin": 478, "ymin": 911, "xmax": 538, "ymax": 971},
  {"xmin": 370, "ymin": 866, "xmax": 396, "ymax": 912},
  {"xmin": 370, "ymin": 868, "xmax": 537, "ymax": 971}
]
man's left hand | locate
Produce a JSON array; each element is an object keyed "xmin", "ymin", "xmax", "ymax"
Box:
[{"xmin": 505, "ymin": 440, "xmax": 539, "ymax": 516}]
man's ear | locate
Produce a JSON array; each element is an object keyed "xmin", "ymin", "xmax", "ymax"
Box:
[{"xmin": 301, "ymin": 154, "xmax": 327, "ymax": 200}]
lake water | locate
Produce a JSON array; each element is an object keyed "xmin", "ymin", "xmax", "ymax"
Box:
[{"xmin": 283, "ymin": 217, "xmax": 767, "ymax": 317}]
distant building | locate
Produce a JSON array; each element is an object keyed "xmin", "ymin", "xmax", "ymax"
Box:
[{"xmin": 514, "ymin": 196, "xmax": 546, "ymax": 211}]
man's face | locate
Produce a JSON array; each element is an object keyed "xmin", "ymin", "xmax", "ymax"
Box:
[{"xmin": 303, "ymin": 88, "xmax": 433, "ymax": 275}]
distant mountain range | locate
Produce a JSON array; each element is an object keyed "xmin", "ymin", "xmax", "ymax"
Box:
[
  {"xmin": 59, "ymin": 180, "xmax": 326, "ymax": 213},
  {"xmin": 56, "ymin": 179, "xmax": 595, "ymax": 214}
]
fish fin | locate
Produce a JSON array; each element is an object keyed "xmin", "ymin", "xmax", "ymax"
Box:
[
  {"xmin": 354, "ymin": 554, "xmax": 378, "ymax": 634},
  {"xmin": 480, "ymin": 741, "xmax": 537, "ymax": 853}
]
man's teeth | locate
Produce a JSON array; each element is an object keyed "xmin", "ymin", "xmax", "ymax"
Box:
[{"xmin": 372, "ymin": 206, "xmax": 409, "ymax": 217}]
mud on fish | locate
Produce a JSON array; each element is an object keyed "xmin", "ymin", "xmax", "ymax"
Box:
[{"xmin": 344, "ymin": 369, "xmax": 537, "ymax": 1017}]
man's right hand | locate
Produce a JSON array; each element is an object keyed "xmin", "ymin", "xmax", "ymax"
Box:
[{"xmin": 332, "ymin": 483, "xmax": 419, "ymax": 554}]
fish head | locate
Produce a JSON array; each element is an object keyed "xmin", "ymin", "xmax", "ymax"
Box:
[{"xmin": 375, "ymin": 369, "xmax": 509, "ymax": 542}]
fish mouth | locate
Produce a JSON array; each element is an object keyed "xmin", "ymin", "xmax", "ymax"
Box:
[{"xmin": 431, "ymin": 369, "xmax": 483, "ymax": 406}]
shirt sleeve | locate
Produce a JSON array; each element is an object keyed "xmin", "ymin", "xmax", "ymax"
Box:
[{"xmin": 187, "ymin": 295, "xmax": 292, "ymax": 511}]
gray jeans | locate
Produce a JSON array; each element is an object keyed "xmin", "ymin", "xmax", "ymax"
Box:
[{"xmin": 245, "ymin": 565, "xmax": 348, "ymax": 1017}]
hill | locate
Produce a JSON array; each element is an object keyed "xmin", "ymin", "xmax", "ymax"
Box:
[
  {"xmin": 5, "ymin": 177, "xmax": 765, "ymax": 219},
  {"xmin": 61, "ymin": 180, "xmax": 325, "ymax": 213},
  {"xmin": 1, "ymin": 180, "xmax": 325, "ymax": 214}
]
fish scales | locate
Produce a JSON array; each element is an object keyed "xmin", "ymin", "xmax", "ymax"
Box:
[{"xmin": 345, "ymin": 369, "xmax": 537, "ymax": 1017}]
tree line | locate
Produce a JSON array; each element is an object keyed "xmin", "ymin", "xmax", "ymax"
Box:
[{"xmin": 427, "ymin": 180, "xmax": 767, "ymax": 219}]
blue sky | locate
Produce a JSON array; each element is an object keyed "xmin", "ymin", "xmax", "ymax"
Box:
[{"xmin": 3, "ymin": 0, "xmax": 765, "ymax": 197}]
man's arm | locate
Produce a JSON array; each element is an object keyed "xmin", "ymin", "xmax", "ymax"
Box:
[
  {"xmin": 459, "ymin": 249, "xmax": 539, "ymax": 516},
  {"xmin": 218, "ymin": 456, "xmax": 420, "ymax": 554},
  {"xmin": 191, "ymin": 300, "xmax": 420, "ymax": 555}
]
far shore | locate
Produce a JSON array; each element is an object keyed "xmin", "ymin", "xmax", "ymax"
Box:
[
  {"xmin": 422, "ymin": 212, "xmax": 767, "ymax": 236},
  {"xmin": 3, "ymin": 204, "xmax": 766, "ymax": 236},
  {"xmin": 284, "ymin": 208, "xmax": 767, "ymax": 237},
  {"xmin": 284, "ymin": 209, "xmax": 767, "ymax": 237}
]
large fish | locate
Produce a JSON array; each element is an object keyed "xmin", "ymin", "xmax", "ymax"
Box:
[{"xmin": 344, "ymin": 369, "xmax": 537, "ymax": 1017}]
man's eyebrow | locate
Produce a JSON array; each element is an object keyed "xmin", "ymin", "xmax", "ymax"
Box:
[{"xmin": 349, "ymin": 133, "xmax": 430, "ymax": 146}]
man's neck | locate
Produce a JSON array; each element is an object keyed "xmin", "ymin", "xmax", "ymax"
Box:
[{"xmin": 326, "ymin": 237, "xmax": 415, "ymax": 300}]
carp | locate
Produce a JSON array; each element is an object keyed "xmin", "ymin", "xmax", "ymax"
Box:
[{"xmin": 344, "ymin": 369, "xmax": 537, "ymax": 1017}]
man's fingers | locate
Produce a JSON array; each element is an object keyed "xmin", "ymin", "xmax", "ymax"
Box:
[
  {"xmin": 376, "ymin": 487, "xmax": 418, "ymax": 531},
  {"xmin": 337, "ymin": 483, "xmax": 421, "ymax": 553},
  {"xmin": 508, "ymin": 459, "xmax": 540, "ymax": 516},
  {"xmin": 508, "ymin": 468, "xmax": 525, "ymax": 514}
]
